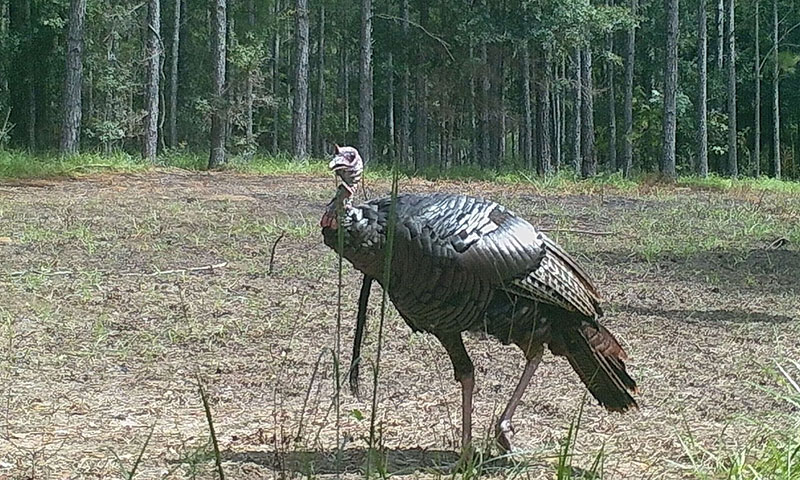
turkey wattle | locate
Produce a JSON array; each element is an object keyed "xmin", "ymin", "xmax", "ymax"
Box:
[{"xmin": 321, "ymin": 145, "xmax": 638, "ymax": 454}]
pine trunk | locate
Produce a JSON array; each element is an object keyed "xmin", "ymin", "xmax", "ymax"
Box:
[
  {"xmin": 622, "ymin": 0, "xmax": 636, "ymax": 177},
  {"xmin": 313, "ymin": 5, "xmax": 325, "ymax": 155},
  {"xmin": 208, "ymin": 0, "xmax": 227, "ymax": 168},
  {"xmin": 726, "ymin": 0, "xmax": 737, "ymax": 177},
  {"xmin": 716, "ymin": 0, "xmax": 724, "ymax": 70},
  {"xmin": 244, "ymin": 0, "xmax": 255, "ymax": 148},
  {"xmin": 661, "ymin": 0, "xmax": 678, "ymax": 179},
  {"xmin": 387, "ymin": 53, "xmax": 395, "ymax": 159},
  {"xmin": 168, "ymin": 0, "xmax": 181, "ymax": 147},
  {"xmin": 697, "ymin": 0, "xmax": 709, "ymax": 177},
  {"xmin": 59, "ymin": 0, "xmax": 87, "ymax": 155},
  {"xmin": 572, "ymin": 48, "xmax": 582, "ymax": 173},
  {"xmin": 773, "ymin": 0, "xmax": 781, "ymax": 179},
  {"xmin": 521, "ymin": 43, "xmax": 533, "ymax": 170},
  {"xmin": 537, "ymin": 48, "xmax": 552, "ymax": 174},
  {"xmin": 271, "ymin": 0, "xmax": 280, "ymax": 153},
  {"xmin": 753, "ymin": 0, "xmax": 760, "ymax": 176},
  {"xmin": 358, "ymin": 0, "xmax": 373, "ymax": 162},
  {"xmin": 291, "ymin": 0, "xmax": 309, "ymax": 158},
  {"xmin": 580, "ymin": 47, "xmax": 596, "ymax": 177},
  {"xmin": 143, "ymin": 0, "xmax": 161, "ymax": 161},
  {"xmin": 481, "ymin": 43, "xmax": 490, "ymax": 168},
  {"xmin": 400, "ymin": 0, "xmax": 410, "ymax": 166},
  {"xmin": 605, "ymin": 11, "xmax": 617, "ymax": 171}
]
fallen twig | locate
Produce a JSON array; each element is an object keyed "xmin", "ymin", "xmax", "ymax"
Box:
[
  {"xmin": 268, "ymin": 233, "xmax": 285, "ymax": 276},
  {"xmin": 539, "ymin": 228, "xmax": 616, "ymax": 236},
  {"xmin": 122, "ymin": 262, "xmax": 228, "ymax": 277},
  {"xmin": 197, "ymin": 376, "xmax": 225, "ymax": 480},
  {"xmin": 8, "ymin": 270, "xmax": 74, "ymax": 277}
]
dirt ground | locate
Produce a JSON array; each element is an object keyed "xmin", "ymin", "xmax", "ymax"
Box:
[{"xmin": 0, "ymin": 171, "xmax": 798, "ymax": 479}]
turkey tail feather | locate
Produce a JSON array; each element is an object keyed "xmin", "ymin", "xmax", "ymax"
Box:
[{"xmin": 555, "ymin": 324, "xmax": 638, "ymax": 412}]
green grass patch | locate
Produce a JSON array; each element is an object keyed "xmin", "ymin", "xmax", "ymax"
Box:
[{"xmin": 2, "ymin": 149, "xmax": 800, "ymax": 195}]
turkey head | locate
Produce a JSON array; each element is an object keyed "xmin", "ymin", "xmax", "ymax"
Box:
[
  {"xmin": 329, "ymin": 145, "xmax": 363, "ymax": 193},
  {"xmin": 321, "ymin": 145, "xmax": 363, "ymax": 228}
]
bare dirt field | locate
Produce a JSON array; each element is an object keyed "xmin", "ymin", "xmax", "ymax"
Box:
[{"xmin": 1, "ymin": 172, "xmax": 798, "ymax": 479}]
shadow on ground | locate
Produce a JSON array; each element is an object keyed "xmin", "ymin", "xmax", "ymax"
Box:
[
  {"xmin": 224, "ymin": 448, "xmax": 461, "ymax": 475},
  {"xmin": 617, "ymin": 305, "xmax": 797, "ymax": 324}
]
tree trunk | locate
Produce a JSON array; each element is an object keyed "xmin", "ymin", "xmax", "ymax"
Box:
[
  {"xmin": 9, "ymin": 0, "xmax": 36, "ymax": 149},
  {"xmin": 358, "ymin": 0, "xmax": 373, "ymax": 162},
  {"xmin": 773, "ymin": 0, "xmax": 781, "ymax": 179},
  {"xmin": 480, "ymin": 43, "xmax": 490, "ymax": 168},
  {"xmin": 580, "ymin": 47, "xmax": 596, "ymax": 177},
  {"xmin": 143, "ymin": 0, "xmax": 161, "ymax": 161},
  {"xmin": 697, "ymin": 0, "xmax": 709, "ymax": 177},
  {"xmin": 387, "ymin": 53, "xmax": 395, "ymax": 160},
  {"xmin": 291, "ymin": 0, "xmax": 309, "ymax": 158},
  {"xmin": 208, "ymin": 0, "xmax": 227, "ymax": 168},
  {"xmin": 59, "ymin": 0, "xmax": 87, "ymax": 155},
  {"xmin": 521, "ymin": 43, "xmax": 533, "ymax": 170},
  {"xmin": 605, "ymin": 6, "xmax": 617, "ymax": 171},
  {"xmin": 341, "ymin": 42, "xmax": 349, "ymax": 134},
  {"xmin": 622, "ymin": 0, "xmax": 636, "ymax": 177},
  {"xmin": 552, "ymin": 57, "xmax": 563, "ymax": 170},
  {"xmin": 244, "ymin": 0, "xmax": 255, "ymax": 149},
  {"xmin": 726, "ymin": 0, "xmax": 737, "ymax": 177},
  {"xmin": 716, "ymin": 0, "xmax": 724, "ymax": 70},
  {"xmin": 313, "ymin": 4, "xmax": 325, "ymax": 156},
  {"xmin": 572, "ymin": 48, "xmax": 582, "ymax": 173},
  {"xmin": 271, "ymin": 0, "xmax": 280, "ymax": 153},
  {"xmin": 753, "ymin": 0, "xmax": 760, "ymax": 176},
  {"xmin": 661, "ymin": 0, "xmax": 678, "ymax": 179},
  {"xmin": 400, "ymin": 0, "xmax": 410, "ymax": 166},
  {"xmin": 168, "ymin": 0, "xmax": 181, "ymax": 148},
  {"xmin": 537, "ymin": 48, "xmax": 552, "ymax": 174}
]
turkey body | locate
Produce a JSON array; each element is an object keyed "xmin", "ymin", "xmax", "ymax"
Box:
[{"xmin": 322, "ymin": 191, "xmax": 637, "ymax": 450}]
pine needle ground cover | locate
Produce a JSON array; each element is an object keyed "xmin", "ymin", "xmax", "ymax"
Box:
[{"xmin": 0, "ymin": 171, "xmax": 798, "ymax": 479}]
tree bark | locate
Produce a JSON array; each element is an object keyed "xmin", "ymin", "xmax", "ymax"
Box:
[
  {"xmin": 143, "ymin": 0, "xmax": 161, "ymax": 161},
  {"xmin": 716, "ymin": 0, "xmax": 724, "ymax": 70},
  {"xmin": 605, "ymin": 3, "xmax": 617, "ymax": 171},
  {"xmin": 580, "ymin": 47, "xmax": 596, "ymax": 177},
  {"xmin": 773, "ymin": 0, "xmax": 781, "ymax": 179},
  {"xmin": 244, "ymin": 0, "xmax": 255, "ymax": 148},
  {"xmin": 313, "ymin": 4, "xmax": 325, "ymax": 155},
  {"xmin": 537, "ymin": 48, "xmax": 552, "ymax": 174},
  {"xmin": 291, "ymin": 0, "xmax": 309, "ymax": 158},
  {"xmin": 753, "ymin": 0, "xmax": 760, "ymax": 176},
  {"xmin": 661, "ymin": 0, "xmax": 678, "ymax": 179},
  {"xmin": 271, "ymin": 0, "xmax": 280, "ymax": 153},
  {"xmin": 400, "ymin": 0, "xmax": 410, "ymax": 166},
  {"xmin": 622, "ymin": 0, "xmax": 636, "ymax": 177},
  {"xmin": 572, "ymin": 48, "xmax": 582, "ymax": 173},
  {"xmin": 387, "ymin": 53, "xmax": 395, "ymax": 159},
  {"xmin": 521, "ymin": 43, "xmax": 533, "ymax": 170},
  {"xmin": 481, "ymin": 43, "xmax": 490, "ymax": 168},
  {"xmin": 726, "ymin": 0, "xmax": 737, "ymax": 177},
  {"xmin": 59, "ymin": 0, "xmax": 87, "ymax": 155},
  {"xmin": 697, "ymin": 0, "xmax": 709, "ymax": 177},
  {"xmin": 341, "ymin": 41, "xmax": 349, "ymax": 134},
  {"xmin": 208, "ymin": 0, "xmax": 227, "ymax": 168},
  {"xmin": 358, "ymin": 0, "xmax": 373, "ymax": 162},
  {"xmin": 168, "ymin": 0, "xmax": 181, "ymax": 148}
]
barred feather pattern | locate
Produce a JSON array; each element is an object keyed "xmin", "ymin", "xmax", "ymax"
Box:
[{"xmin": 322, "ymin": 192, "xmax": 637, "ymax": 411}]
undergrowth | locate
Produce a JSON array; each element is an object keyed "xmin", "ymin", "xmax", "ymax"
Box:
[
  {"xmin": 2, "ymin": 149, "xmax": 800, "ymax": 194},
  {"xmin": 680, "ymin": 360, "xmax": 800, "ymax": 480}
]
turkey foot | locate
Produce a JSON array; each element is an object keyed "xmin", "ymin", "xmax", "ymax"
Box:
[
  {"xmin": 495, "ymin": 419, "xmax": 515, "ymax": 452},
  {"xmin": 495, "ymin": 351, "xmax": 543, "ymax": 453}
]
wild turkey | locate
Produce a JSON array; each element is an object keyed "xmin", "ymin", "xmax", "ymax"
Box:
[{"xmin": 321, "ymin": 145, "xmax": 638, "ymax": 454}]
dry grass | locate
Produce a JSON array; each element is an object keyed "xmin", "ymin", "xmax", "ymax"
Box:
[{"xmin": 0, "ymin": 172, "xmax": 798, "ymax": 479}]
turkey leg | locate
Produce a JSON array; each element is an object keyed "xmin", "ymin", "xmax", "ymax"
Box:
[
  {"xmin": 435, "ymin": 332, "xmax": 475, "ymax": 458},
  {"xmin": 496, "ymin": 348, "xmax": 543, "ymax": 452}
]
